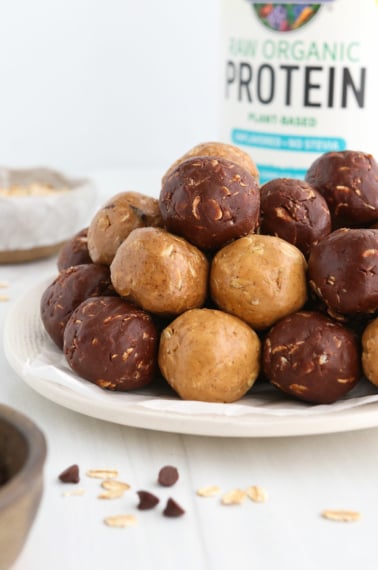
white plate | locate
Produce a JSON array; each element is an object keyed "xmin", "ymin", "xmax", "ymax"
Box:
[{"xmin": 5, "ymin": 278, "xmax": 378, "ymax": 438}]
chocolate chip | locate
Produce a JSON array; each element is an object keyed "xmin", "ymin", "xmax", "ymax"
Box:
[
  {"xmin": 137, "ymin": 490, "xmax": 160, "ymax": 510},
  {"xmin": 163, "ymin": 498, "xmax": 185, "ymax": 517},
  {"xmin": 59, "ymin": 464, "xmax": 80, "ymax": 483},
  {"xmin": 158, "ymin": 465, "xmax": 179, "ymax": 487}
]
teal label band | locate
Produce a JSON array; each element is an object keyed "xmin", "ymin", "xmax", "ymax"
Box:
[
  {"xmin": 256, "ymin": 163, "xmax": 308, "ymax": 183},
  {"xmin": 232, "ymin": 128, "xmax": 346, "ymax": 154}
]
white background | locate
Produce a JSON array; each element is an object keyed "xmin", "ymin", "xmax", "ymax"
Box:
[{"xmin": 0, "ymin": 0, "xmax": 219, "ymax": 175}]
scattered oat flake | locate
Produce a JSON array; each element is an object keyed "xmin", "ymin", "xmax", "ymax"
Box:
[
  {"xmin": 321, "ymin": 510, "xmax": 361, "ymax": 522},
  {"xmin": 62, "ymin": 488, "xmax": 86, "ymax": 497},
  {"xmin": 246, "ymin": 485, "xmax": 268, "ymax": 503},
  {"xmin": 101, "ymin": 479, "xmax": 130, "ymax": 492},
  {"xmin": 0, "ymin": 294, "xmax": 9, "ymax": 302},
  {"xmin": 221, "ymin": 489, "xmax": 247, "ymax": 505},
  {"xmin": 104, "ymin": 514, "xmax": 137, "ymax": 528},
  {"xmin": 86, "ymin": 469, "xmax": 119, "ymax": 479},
  {"xmin": 196, "ymin": 485, "xmax": 221, "ymax": 498},
  {"xmin": 98, "ymin": 489, "xmax": 125, "ymax": 500},
  {"xmin": 0, "ymin": 281, "xmax": 9, "ymax": 288}
]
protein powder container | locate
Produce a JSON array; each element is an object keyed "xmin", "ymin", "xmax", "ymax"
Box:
[{"xmin": 219, "ymin": 1, "xmax": 378, "ymax": 183}]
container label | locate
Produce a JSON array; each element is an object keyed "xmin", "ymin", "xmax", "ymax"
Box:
[{"xmin": 220, "ymin": 0, "xmax": 378, "ymax": 182}]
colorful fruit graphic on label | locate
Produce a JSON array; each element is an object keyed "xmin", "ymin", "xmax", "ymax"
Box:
[{"xmin": 251, "ymin": 3, "xmax": 322, "ymax": 32}]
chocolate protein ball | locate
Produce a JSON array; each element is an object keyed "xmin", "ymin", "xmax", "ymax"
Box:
[
  {"xmin": 308, "ymin": 228, "xmax": 378, "ymax": 315},
  {"xmin": 88, "ymin": 191, "xmax": 163, "ymax": 265},
  {"xmin": 305, "ymin": 150, "xmax": 378, "ymax": 228},
  {"xmin": 361, "ymin": 317, "xmax": 378, "ymax": 387},
  {"xmin": 57, "ymin": 227, "xmax": 92, "ymax": 271},
  {"xmin": 159, "ymin": 156, "xmax": 260, "ymax": 251},
  {"xmin": 210, "ymin": 234, "xmax": 307, "ymax": 330},
  {"xmin": 162, "ymin": 141, "xmax": 259, "ymax": 184},
  {"xmin": 263, "ymin": 311, "xmax": 360, "ymax": 404},
  {"xmin": 111, "ymin": 227, "xmax": 208, "ymax": 316},
  {"xmin": 158, "ymin": 308, "xmax": 261, "ymax": 403},
  {"xmin": 64, "ymin": 296, "xmax": 158, "ymax": 391},
  {"xmin": 40, "ymin": 264, "xmax": 115, "ymax": 349},
  {"xmin": 260, "ymin": 178, "xmax": 331, "ymax": 257}
]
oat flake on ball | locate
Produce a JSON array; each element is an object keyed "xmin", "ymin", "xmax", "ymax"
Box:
[
  {"xmin": 158, "ymin": 308, "xmax": 261, "ymax": 403},
  {"xmin": 159, "ymin": 156, "xmax": 260, "ymax": 251}
]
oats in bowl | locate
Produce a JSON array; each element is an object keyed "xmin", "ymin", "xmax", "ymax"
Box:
[{"xmin": 0, "ymin": 167, "xmax": 97, "ymax": 263}]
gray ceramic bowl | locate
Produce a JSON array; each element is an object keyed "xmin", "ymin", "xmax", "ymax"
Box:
[{"xmin": 0, "ymin": 404, "xmax": 47, "ymax": 570}]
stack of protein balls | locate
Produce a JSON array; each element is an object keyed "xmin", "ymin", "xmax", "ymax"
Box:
[{"xmin": 40, "ymin": 143, "xmax": 378, "ymax": 405}]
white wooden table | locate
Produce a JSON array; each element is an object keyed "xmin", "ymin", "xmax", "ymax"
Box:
[{"xmin": 2, "ymin": 170, "xmax": 378, "ymax": 570}]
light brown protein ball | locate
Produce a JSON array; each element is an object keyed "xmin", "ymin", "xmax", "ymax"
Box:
[
  {"xmin": 361, "ymin": 318, "xmax": 378, "ymax": 387},
  {"xmin": 158, "ymin": 308, "xmax": 261, "ymax": 403},
  {"xmin": 88, "ymin": 191, "xmax": 163, "ymax": 265},
  {"xmin": 162, "ymin": 141, "xmax": 259, "ymax": 184},
  {"xmin": 210, "ymin": 234, "xmax": 308, "ymax": 330},
  {"xmin": 110, "ymin": 227, "xmax": 209, "ymax": 316}
]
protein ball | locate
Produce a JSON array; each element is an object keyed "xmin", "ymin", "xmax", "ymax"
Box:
[
  {"xmin": 210, "ymin": 234, "xmax": 307, "ymax": 330},
  {"xmin": 361, "ymin": 317, "xmax": 378, "ymax": 387},
  {"xmin": 308, "ymin": 228, "xmax": 378, "ymax": 315},
  {"xmin": 305, "ymin": 150, "xmax": 378, "ymax": 228},
  {"xmin": 63, "ymin": 296, "xmax": 158, "ymax": 391},
  {"xmin": 158, "ymin": 308, "xmax": 261, "ymax": 403},
  {"xmin": 159, "ymin": 156, "xmax": 260, "ymax": 251},
  {"xmin": 88, "ymin": 191, "xmax": 163, "ymax": 265},
  {"xmin": 162, "ymin": 141, "xmax": 259, "ymax": 184},
  {"xmin": 57, "ymin": 227, "xmax": 92, "ymax": 271},
  {"xmin": 40, "ymin": 264, "xmax": 115, "ymax": 349},
  {"xmin": 263, "ymin": 311, "xmax": 360, "ymax": 404},
  {"xmin": 111, "ymin": 227, "xmax": 208, "ymax": 317},
  {"xmin": 260, "ymin": 178, "xmax": 331, "ymax": 257}
]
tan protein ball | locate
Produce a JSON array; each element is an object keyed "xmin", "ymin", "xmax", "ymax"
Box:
[
  {"xmin": 162, "ymin": 141, "xmax": 259, "ymax": 184},
  {"xmin": 158, "ymin": 308, "xmax": 261, "ymax": 403},
  {"xmin": 210, "ymin": 234, "xmax": 308, "ymax": 330},
  {"xmin": 87, "ymin": 191, "xmax": 163, "ymax": 265},
  {"xmin": 110, "ymin": 227, "xmax": 209, "ymax": 316},
  {"xmin": 361, "ymin": 318, "xmax": 378, "ymax": 387}
]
